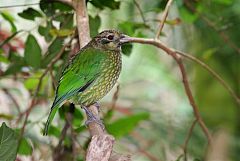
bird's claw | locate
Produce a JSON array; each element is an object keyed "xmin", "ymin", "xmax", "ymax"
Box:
[
  {"xmin": 82, "ymin": 106, "xmax": 105, "ymax": 130},
  {"xmin": 85, "ymin": 118, "xmax": 105, "ymax": 130},
  {"xmin": 94, "ymin": 102, "xmax": 100, "ymax": 112}
]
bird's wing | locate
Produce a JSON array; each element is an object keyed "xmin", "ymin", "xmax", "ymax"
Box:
[{"xmin": 43, "ymin": 48, "xmax": 106, "ymax": 135}]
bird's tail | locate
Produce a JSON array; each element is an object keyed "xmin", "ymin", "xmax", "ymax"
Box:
[{"xmin": 43, "ymin": 104, "xmax": 59, "ymax": 136}]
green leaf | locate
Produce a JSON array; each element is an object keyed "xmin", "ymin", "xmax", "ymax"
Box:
[
  {"xmin": 118, "ymin": 21, "xmax": 148, "ymax": 36},
  {"xmin": 59, "ymin": 13, "xmax": 74, "ymax": 29},
  {"xmin": 106, "ymin": 112, "xmax": 150, "ymax": 138},
  {"xmin": 179, "ymin": 7, "xmax": 198, "ymax": 23},
  {"xmin": 0, "ymin": 114, "xmax": 14, "ymax": 120},
  {"xmin": 41, "ymin": 38, "xmax": 64, "ymax": 67},
  {"xmin": 89, "ymin": 0, "xmax": 120, "ymax": 10},
  {"xmin": 48, "ymin": 125, "xmax": 61, "ymax": 137},
  {"xmin": 24, "ymin": 78, "xmax": 40, "ymax": 90},
  {"xmin": 4, "ymin": 61, "xmax": 24, "ymax": 75},
  {"xmin": 72, "ymin": 108, "xmax": 84, "ymax": 128},
  {"xmin": 212, "ymin": 0, "xmax": 233, "ymax": 5},
  {"xmin": 0, "ymin": 54, "xmax": 9, "ymax": 63},
  {"xmin": 0, "ymin": 122, "xmax": 18, "ymax": 161},
  {"xmin": 58, "ymin": 105, "xmax": 84, "ymax": 128},
  {"xmin": 0, "ymin": 11, "xmax": 17, "ymax": 32},
  {"xmin": 89, "ymin": 15, "xmax": 101, "ymax": 37},
  {"xmin": 40, "ymin": 0, "xmax": 73, "ymax": 16},
  {"xmin": 121, "ymin": 43, "xmax": 133, "ymax": 56},
  {"xmin": 49, "ymin": 29, "xmax": 74, "ymax": 37},
  {"xmin": 38, "ymin": 21, "xmax": 53, "ymax": 42},
  {"xmin": 18, "ymin": 138, "xmax": 33, "ymax": 155},
  {"xmin": 18, "ymin": 8, "xmax": 42, "ymax": 21},
  {"xmin": 24, "ymin": 34, "xmax": 42, "ymax": 69}
]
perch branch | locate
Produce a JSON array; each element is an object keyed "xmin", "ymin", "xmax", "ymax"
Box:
[
  {"xmin": 125, "ymin": 37, "xmax": 212, "ymax": 144},
  {"xmin": 175, "ymin": 50, "xmax": 240, "ymax": 106},
  {"xmin": 155, "ymin": 0, "xmax": 174, "ymax": 39}
]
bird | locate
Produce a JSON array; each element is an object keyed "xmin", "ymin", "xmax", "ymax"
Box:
[{"xmin": 43, "ymin": 30, "xmax": 130, "ymax": 135}]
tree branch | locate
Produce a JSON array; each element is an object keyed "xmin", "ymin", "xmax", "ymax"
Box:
[
  {"xmin": 183, "ymin": 119, "xmax": 197, "ymax": 161},
  {"xmin": 155, "ymin": 0, "xmax": 174, "ymax": 39},
  {"xmin": 133, "ymin": 0, "xmax": 146, "ymax": 24},
  {"xmin": 175, "ymin": 50, "xmax": 240, "ymax": 106},
  {"xmin": 124, "ymin": 37, "xmax": 212, "ymax": 144}
]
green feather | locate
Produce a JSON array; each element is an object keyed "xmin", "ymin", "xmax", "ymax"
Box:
[{"xmin": 43, "ymin": 48, "xmax": 107, "ymax": 135}]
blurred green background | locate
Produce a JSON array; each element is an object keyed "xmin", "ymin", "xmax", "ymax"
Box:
[{"xmin": 0, "ymin": 0, "xmax": 239, "ymax": 161}]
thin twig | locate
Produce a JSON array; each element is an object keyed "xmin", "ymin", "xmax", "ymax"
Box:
[
  {"xmin": 0, "ymin": 3, "xmax": 39, "ymax": 8},
  {"xmin": 133, "ymin": 0, "xmax": 146, "ymax": 24},
  {"xmin": 2, "ymin": 88, "xmax": 21, "ymax": 113},
  {"xmin": 155, "ymin": 0, "xmax": 174, "ymax": 39},
  {"xmin": 111, "ymin": 84, "xmax": 120, "ymax": 110},
  {"xmin": 175, "ymin": 50, "xmax": 240, "ymax": 106},
  {"xmin": 125, "ymin": 37, "xmax": 212, "ymax": 144},
  {"xmin": 183, "ymin": 119, "xmax": 197, "ymax": 161}
]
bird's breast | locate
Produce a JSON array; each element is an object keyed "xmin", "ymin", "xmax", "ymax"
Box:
[{"xmin": 77, "ymin": 51, "xmax": 122, "ymax": 106}]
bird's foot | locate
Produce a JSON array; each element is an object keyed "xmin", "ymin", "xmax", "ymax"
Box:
[
  {"xmin": 82, "ymin": 106, "xmax": 105, "ymax": 130},
  {"xmin": 94, "ymin": 102, "xmax": 100, "ymax": 112}
]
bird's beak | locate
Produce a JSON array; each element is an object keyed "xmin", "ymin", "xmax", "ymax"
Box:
[{"xmin": 120, "ymin": 34, "xmax": 131, "ymax": 44}]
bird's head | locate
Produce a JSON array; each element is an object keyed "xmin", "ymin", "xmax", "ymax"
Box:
[{"xmin": 94, "ymin": 30, "xmax": 130, "ymax": 51}]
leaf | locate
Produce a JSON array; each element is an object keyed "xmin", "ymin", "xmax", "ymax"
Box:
[
  {"xmin": 118, "ymin": 21, "xmax": 148, "ymax": 36},
  {"xmin": 179, "ymin": 7, "xmax": 198, "ymax": 23},
  {"xmin": 24, "ymin": 34, "xmax": 42, "ymax": 69},
  {"xmin": 72, "ymin": 108, "xmax": 84, "ymax": 128},
  {"xmin": 18, "ymin": 8, "xmax": 42, "ymax": 21},
  {"xmin": 24, "ymin": 77, "xmax": 40, "ymax": 90},
  {"xmin": 0, "ymin": 114, "xmax": 14, "ymax": 120},
  {"xmin": 41, "ymin": 38, "xmax": 64, "ymax": 67},
  {"xmin": 0, "ymin": 122, "xmax": 18, "ymax": 161},
  {"xmin": 4, "ymin": 61, "xmax": 24, "ymax": 75},
  {"xmin": 38, "ymin": 21, "xmax": 53, "ymax": 42},
  {"xmin": 89, "ymin": 15, "xmax": 101, "ymax": 37},
  {"xmin": 49, "ymin": 29, "xmax": 74, "ymax": 37},
  {"xmin": 212, "ymin": 0, "xmax": 233, "ymax": 5},
  {"xmin": 59, "ymin": 13, "xmax": 74, "ymax": 29},
  {"xmin": 18, "ymin": 138, "xmax": 33, "ymax": 155},
  {"xmin": 121, "ymin": 43, "xmax": 133, "ymax": 56},
  {"xmin": 48, "ymin": 125, "xmax": 61, "ymax": 137},
  {"xmin": 89, "ymin": 0, "xmax": 120, "ymax": 10},
  {"xmin": 106, "ymin": 112, "xmax": 150, "ymax": 138},
  {"xmin": 0, "ymin": 55, "xmax": 9, "ymax": 63},
  {"xmin": 0, "ymin": 11, "xmax": 17, "ymax": 32},
  {"xmin": 40, "ymin": 0, "xmax": 73, "ymax": 16},
  {"xmin": 58, "ymin": 105, "xmax": 84, "ymax": 128}
]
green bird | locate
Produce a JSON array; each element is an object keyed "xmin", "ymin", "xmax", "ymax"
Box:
[{"xmin": 43, "ymin": 30, "xmax": 130, "ymax": 135}]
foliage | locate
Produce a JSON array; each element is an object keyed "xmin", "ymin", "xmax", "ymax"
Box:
[
  {"xmin": 0, "ymin": 123, "xmax": 18, "ymax": 161},
  {"xmin": 0, "ymin": 0, "xmax": 239, "ymax": 161}
]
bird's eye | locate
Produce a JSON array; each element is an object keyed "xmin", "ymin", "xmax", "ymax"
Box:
[{"xmin": 107, "ymin": 35, "xmax": 114, "ymax": 40}]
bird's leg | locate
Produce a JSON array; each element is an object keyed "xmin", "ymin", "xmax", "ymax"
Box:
[
  {"xmin": 81, "ymin": 106, "xmax": 105, "ymax": 129},
  {"xmin": 94, "ymin": 102, "xmax": 100, "ymax": 112}
]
